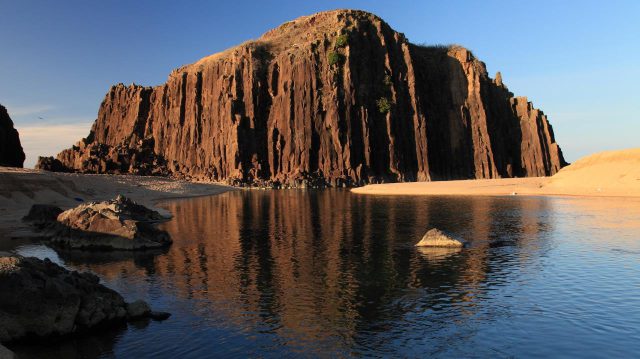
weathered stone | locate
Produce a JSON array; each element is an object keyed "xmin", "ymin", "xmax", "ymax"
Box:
[
  {"xmin": 51, "ymin": 195, "xmax": 172, "ymax": 250},
  {"xmin": 44, "ymin": 10, "xmax": 566, "ymax": 186},
  {"xmin": 0, "ymin": 104, "xmax": 25, "ymax": 168},
  {"xmin": 0, "ymin": 253, "xmax": 168, "ymax": 343},
  {"xmin": 415, "ymin": 228, "xmax": 466, "ymax": 248},
  {"xmin": 0, "ymin": 254, "xmax": 127, "ymax": 342},
  {"xmin": 50, "ymin": 195, "xmax": 172, "ymax": 250},
  {"xmin": 126, "ymin": 300, "xmax": 151, "ymax": 319}
]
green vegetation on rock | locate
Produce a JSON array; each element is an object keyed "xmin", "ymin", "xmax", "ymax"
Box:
[
  {"xmin": 328, "ymin": 52, "xmax": 344, "ymax": 66},
  {"xmin": 376, "ymin": 97, "xmax": 392, "ymax": 114}
]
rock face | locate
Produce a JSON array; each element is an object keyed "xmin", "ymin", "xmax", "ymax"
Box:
[
  {"xmin": 0, "ymin": 104, "xmax": 25, "ymax": 168},
  {"xmin": 47, "ymin": 195, "xmax": 171, "ymax": 250},
  {"xmin": 42, "ymin": 10, "xmax": 566, "ymax": 186},
  {"xmin": 0, "ymin": 254, "xmax": 127, "ymax": 342}
]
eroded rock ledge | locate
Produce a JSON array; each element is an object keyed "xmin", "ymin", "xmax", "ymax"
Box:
[{"xmin": 37, "ymin": 10, "xmax": 566, "ymax": 187}]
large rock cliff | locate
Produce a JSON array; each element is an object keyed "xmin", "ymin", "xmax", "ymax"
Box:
[
  {"xmin": 41, "ymin": 10, "xmax": 566, "ymax": 186},
  {"xmin": 0, "ymin": 104, "xmax": 25, "ymax": 168}
]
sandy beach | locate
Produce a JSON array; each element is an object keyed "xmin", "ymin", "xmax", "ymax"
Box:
[
  {"xmin": 352, "ymin": 149, "xmax": 640, "ymax": 198},
  {"xmin": 0, "ymin": 167, "xmax": 234, "ymax": 245}
]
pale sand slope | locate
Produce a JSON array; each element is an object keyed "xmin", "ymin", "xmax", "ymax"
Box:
[
  {"xmin": 352, "ymin": 148, "xmax": 640, "ymax": 197},
  {"xmin": 0, "ymin": 167, "xmax": 235, "ymax": 243}
]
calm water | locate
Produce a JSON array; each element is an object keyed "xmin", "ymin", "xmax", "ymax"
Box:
[{"xmin": 9, "ymin": 190, "xmax": 640, "ymax": 358}]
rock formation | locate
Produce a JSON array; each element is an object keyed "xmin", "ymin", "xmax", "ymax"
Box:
[
  {"xmin": 0, "ymin": 104, "xmax": 25, "ymax": 168},
  {"xmin": 0, "ymin": 253, "xmax": 124, "ymax": 342},
  {"xmin": 24, "ymin": 195, "xmax": 172, "ymax": 250},
  {"xmin": 415, "ymin": 228, "xmax": 466, "ymax": 248},
  {"xmin": 40, "ymin": 10, "xmax": 566, "ymax": 186},
  {"xmin": 0, "ymin": 253, "xmax": 167, "ymax": 343}
]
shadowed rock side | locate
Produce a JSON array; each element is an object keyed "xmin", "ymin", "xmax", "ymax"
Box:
[
  {"xmin": 0, "ymin": 253, "xmax": 169, "ymax": 344},
  {"xmin": 40, "ymin": 10, "xmax": 566, "ymax": 187},
  {"xmin": 0, "ymin": 104, "xmax": 25, "ymax": 168}
]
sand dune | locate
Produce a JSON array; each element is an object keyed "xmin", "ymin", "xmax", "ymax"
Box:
[
  {"xmin": 352, "ymin": 149, "xmax": 640, "ymax": 198},
  {"xmin": 542, "ymin": 149, "xmax": 640, "ymax": 197}
]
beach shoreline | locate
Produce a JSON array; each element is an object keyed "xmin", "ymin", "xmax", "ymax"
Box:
[
  {"xmin": 0, "ymin": 167, "xmax": 235, "ymax": 247},
  {"xmin": 352, "ymin": 149, "xmax": 640, "ymax": 198}
]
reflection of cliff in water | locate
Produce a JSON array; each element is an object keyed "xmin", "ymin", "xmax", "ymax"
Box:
[{"xmin": 83, "ymin": 191, "xmax": 553, "ymax": 351}]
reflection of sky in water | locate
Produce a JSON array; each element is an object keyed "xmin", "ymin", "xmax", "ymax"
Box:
[{"xmin": 11, "ymin": 192, "xmax": 640, "ymax": 358}]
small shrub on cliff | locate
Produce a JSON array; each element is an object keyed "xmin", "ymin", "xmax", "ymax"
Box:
[
  {"xmin": 335, "ymin": 34, "xmax": 349, "ymax": 48},
  {"xmin": 383, "ymin": 75, "xmax": 392, "ymax": 87},
  {"xmin": 376, "ymin": 97, "xmax": 392, "ymax": 114},
  {"xmin": 328, "ymin": 52, "xmax": 344, "ymax": 66}
]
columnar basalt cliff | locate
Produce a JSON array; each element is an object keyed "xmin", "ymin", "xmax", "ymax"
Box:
[
  {"xmin": 41, "ymin": 10, "xmax": 566, "ymax": 186},
  {"xmin": 0, "ymin": 104, "xmax": 25, "ymax": 168}
]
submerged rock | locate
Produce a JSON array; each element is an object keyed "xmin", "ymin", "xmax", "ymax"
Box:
[
  {"xmin": 50, "ymin": 195, "xmax": 172, "ymax": 250},
  {"xmin": 149, "ymin": 311, "xmax": 171, "ymax": 321},
  {"xmin": 126, "ymin": 300, "xmax": 151, "ymax": 319},
  {"xmin": 415, "ymin": 228, "xmax": 467, "ymax": 248}
]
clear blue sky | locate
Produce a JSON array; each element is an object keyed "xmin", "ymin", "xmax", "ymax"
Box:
[{"xmin": 1, "ymin": 0, "xmax": 638, "ymax": 167}]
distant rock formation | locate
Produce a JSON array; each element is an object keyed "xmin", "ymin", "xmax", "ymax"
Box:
[
  {"xmin": 0, "ymin": 104, "xmax": 25, "ymax": 168},
  {"xmin": 40, "ymin": 10, "xmax": 566, "ymax": 187}
]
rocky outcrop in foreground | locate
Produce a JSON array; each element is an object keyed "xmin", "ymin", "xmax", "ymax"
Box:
[
  {"xmin": 0, "ymin": 253, "xmax": 166, "ymax": 343},
  {"xmin": 40, "ymin": 10, "xmax": 566, "ymax": 187},
  {"xmin": 0, "ymin": 104, "xmax": 25, "ymax": 168},
  {"xmin": 24, "ymin": 195, "xmax": 172, "ymax": 250}
]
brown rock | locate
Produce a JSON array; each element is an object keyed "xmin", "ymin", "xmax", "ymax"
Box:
[
  {"xmin": 0, "ymin": 104, "xmax": 25, "ymax": 168},
  {"xmin": 45, "ymin": 10, "xmax": 566, "ymax": 186},
  {"xmin": 415, "ymin": 228, "xmax": 467, "ymax": 248},
  {"xmin": 51, "ymin": 195, "xmax": 172, "ymax": 250},
  {"xmin": 0, "ymin": 253, "xmax": 127, "ymax": 342}
]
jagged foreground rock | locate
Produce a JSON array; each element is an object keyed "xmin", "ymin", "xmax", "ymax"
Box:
[
  {"xmin": 40, "ymin": 10, "xmax": 566, "ymax": 186},
  {"xmin": 0, "ymin": 253, "xmax": 168, "ymax": 343},
  {"xmin": 0, "ymin": 104, "xmax": 25, "ymax": 168}
]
